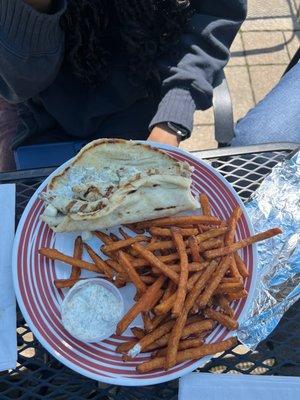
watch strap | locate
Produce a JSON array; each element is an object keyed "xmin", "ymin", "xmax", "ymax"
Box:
[{"xmin": 165, "ymin": 122, "xmax": 191, "ymax": 141}]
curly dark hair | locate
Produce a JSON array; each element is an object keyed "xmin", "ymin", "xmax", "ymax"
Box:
[{"xmin": 60, "ymin": 0, "xmax": 193, "ymax": 86}]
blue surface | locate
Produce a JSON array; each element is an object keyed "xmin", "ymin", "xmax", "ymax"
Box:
[{"xmin": 14, "ymin": 141, "xmax": 87, "ymax": 169}]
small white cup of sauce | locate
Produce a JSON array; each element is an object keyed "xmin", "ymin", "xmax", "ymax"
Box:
[{"xmin": 61, "ymin": 278, "xmax": 124, "ymax": 343}]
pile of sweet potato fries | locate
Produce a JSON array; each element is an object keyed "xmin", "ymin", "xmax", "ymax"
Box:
[{"xmin": 39, "ymin": 194, "xmax": 282, "ymax": 373}]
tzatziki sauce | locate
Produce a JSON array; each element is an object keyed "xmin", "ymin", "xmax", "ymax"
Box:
[{"xmin": 61, "ymin": 279, "xmax": 123, "ymax": 342}]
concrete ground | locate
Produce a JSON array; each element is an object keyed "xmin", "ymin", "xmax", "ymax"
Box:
[{"xmin": 181, "ymin": 0, "xmax": 300, "ymax": 152}]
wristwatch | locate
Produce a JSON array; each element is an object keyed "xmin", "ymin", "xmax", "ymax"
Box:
[{"xmin": 162, "ymin": 122, "xmax": 191, "ymax": 142}]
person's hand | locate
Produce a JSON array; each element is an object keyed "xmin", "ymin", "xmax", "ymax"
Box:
[
  {"xmin": 148, "ymin": 124, "xmax": 179, "ymax": 147},
  {"xmin": 24, "ymin": 0, "xmax": 52, "ymax": 12}
]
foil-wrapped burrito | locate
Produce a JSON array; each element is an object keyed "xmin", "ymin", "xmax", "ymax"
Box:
[{"xmin": 238, "ymin": 150, "xmax": 300, "ymax": 349}]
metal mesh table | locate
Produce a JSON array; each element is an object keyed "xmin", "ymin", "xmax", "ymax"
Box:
[{"xmin": 0, "ymin": 143, "xmax": 299, "ymax": 399}]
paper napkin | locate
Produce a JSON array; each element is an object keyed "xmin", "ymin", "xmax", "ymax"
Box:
[
  {"xmin": 0, "ymin": 184, "xmax": 17, "ymax": 371},
  {"xmin": 179, "ymin": 372, "xmax": 300, "ymax": 400}
]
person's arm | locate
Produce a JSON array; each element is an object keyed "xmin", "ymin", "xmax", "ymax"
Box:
[
  {"xmin": 148, "ymin": 0, "xmax": 247, "ymax": 146},
  {"xmin": 0, "ymin": 0, "xmax": 66, "ymax": 103}
]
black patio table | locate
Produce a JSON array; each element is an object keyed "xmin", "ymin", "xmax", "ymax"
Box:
[{"xmin": 0, "ymin": 142, "xmax": 299, "ymax": 400}]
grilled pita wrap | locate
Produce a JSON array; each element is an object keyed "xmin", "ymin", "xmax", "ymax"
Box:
[{"xmin": 40, "ymin": 139, "xmax": 199, "ymax": 232}]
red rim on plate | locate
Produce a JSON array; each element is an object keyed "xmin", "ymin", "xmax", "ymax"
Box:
[{"xmin": 13, "ymin": 142, "xmax": 257, "ymax": 386}]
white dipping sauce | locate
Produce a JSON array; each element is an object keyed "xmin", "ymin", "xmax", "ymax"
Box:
[{"xmin": 62, "ymin": 281, "xmax": 123, "ymax": 342}]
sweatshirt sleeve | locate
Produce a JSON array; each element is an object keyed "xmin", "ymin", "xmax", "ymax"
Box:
[
  {"xmin": 0, "ymin": 0, "xmax": 66, "ymax": 103},
  {"xmin": 150, "ymin": 0, "xmax": 247, "ymax": 133}
]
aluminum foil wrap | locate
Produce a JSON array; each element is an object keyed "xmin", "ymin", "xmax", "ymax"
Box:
[{"xmin": 237, "ymin": 150, "xmax": 300, "ymax": 349}]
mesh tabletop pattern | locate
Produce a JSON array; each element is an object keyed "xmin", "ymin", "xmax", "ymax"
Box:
[{"xmin": 0, "ymin": 145, "xmax": 299, "ymax": 399}]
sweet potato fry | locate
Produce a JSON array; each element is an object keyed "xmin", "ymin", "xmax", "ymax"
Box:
[
  {"xmin": 196, "ymin": 227, "xmax": 228, "ymax": 243},
  {"xmin": 155, "ymin": 337, "xmax": 204, "ymax": 357},
  {"xmin": 185, "ymin": 260, "xmax": 219, "ymax": 311},
  {"xmin": 69, "ymin": 236, "xmax": 83, "ymax": 280},
  {"xmin": 156, "ymin": 261, "xmax": 217, "ymax": 315},
  {"xmin": 215, "ymin": 282, "xmax": 244, "ymax": 294},
  {"xmin": 154, "ymin": 293, "xmax": 175, "ymax": 315},
  {"xmin": 150, "ymin": 314, "xmax": 169, "ymax": 332},
  {"xmin": 215, "ymin": 295, "xmax": 235, "ymax": 318},
  {"xmin": 165, "ymin": 260, "xmax": 218, "ymax": 369},
  {"xmin": 39, "ymin": 248, "xmax": 100, "ymax": 273},
  {"xmin": 137, "ymin": 337, "xmax": 238, "ymax": 373},
  {"xmin": 223, "ymin": 207, "xmax": 244, "ymax": 279},
  {"xmin": 105, "ymin": 259, "xmax": 126, "ymax": 276},
  {"xmin": 124, "ymin": 224, "xmax": 145, "ymax": 234},
  {"xmin": 116, "ymin": 232, "xmax": 144, "ymax": 259},
  {"xmin": 131, "ymin": 243, "xmax": 180, "ymax": 284},
  {"xmin": 127, "ymin": 320, "xmax": 175, "ymax": 357},
  {"xmin": 118, "ymin": 230, "xmax": 142, "ymax": 260},
  {"xmin": 136, "ymin": 215, "xmax": 221, "ymax": 228},
  {"xmin": 227, "ymin": 289, "xmax": 248, "ymax": 301},
  {"xmin": 142, "ymin": 312, "xmax": 153, "ymax": 332},
  {"xmin": 196, "ymin": 256, "xmax": 231, "ymax": 308},
  {"xmin": 225, "ymin": 206, "xmax": 243, "ymax": 245},
  {"xmin": 154, "ymin": 270, "xmax": 206, "ymax": 315},
  {"xmin": 171, "ymin": 228, "xmax": 189, "ymax": 317},
  {"xmin": 131, "ymin": 257, "xmax": 161, "ymax": 268},
  {"xmin": 187, "ymin": 315, "xmax": 207, "ymax": 326},
  {"xmin": 165, "ymin": 309, "xmax": 188, "ymax": 370},
  {"xmin": 181, "ymin": 319, "xmax": 214, "ymax": 339},
  {"xmin": 156, "ymin": 282, "xmax": 173, "ymax": 309},
  {"xmin": 84, "ymin": 244, "xmax": 115, "ymax": 280},
  {"xmin": 54, "ymin": 236, "xmax": 84, "ymax": 288},
  {"xmin": 187, "ymin": 271, "xmax": 203, "ymax": 288},
  {"xmin": 198, "ymin": 238, "xmax": 223, "ymax": 252},
  {"xmin": 229, "ymin": 256, "xmax": 242, "ymax": 279},
  {"xmin": 204, "ymin": 308, "xmax": 238, "ymax": 330},
  {"xmin": 199, "ymin": 193, "xmax": 211, "ymax": 216},
  {"xmin": 145, "ymin": 237, "xmax": 223, "ymax": 253},
  {"xmin": 204, "ymin": 228, "xmax": 282, "ymax": 259},
  {"xmin": 134, "ymin": 247, "xmax": 198, "ymax": 273},
  {"xmin": 131, "ymin": 327, "xmax": 145, "ymax": 339},
  {"xmin": 167, "ymin": 262, "xmax": 209, "ymax": 273},
  {"xmin": 192, "ymin": 260, "xmax": 209, "ymax": 270},
  {"xmin": 114, "ymin": 278, "xmax": 127, "ymax": 288},
  {"xmin": 234, "ymin": 253, "xmax": 249, "ymax": 278},
  {"xmin": 188, "ymin": 236, "xmax": 201, "ymax": 262},
  {"xmin": 144, "ymin": 319, "xmax": 214, "ymax": 352},
  {"xmin": 118, "ymin": 250, "xmax": 147, "ymax": 294},
  {"xmin": 116, "ymin": 340, "xmax": 138, "ymax": 354},
  {"xmin": 92, "ymin": 231, "xmax": 114, "ymax": 244},
  {"xmin": 162, "ymin": 279, "xmax": 176, "ymax": 299},
  {"xmin": 221, "ymin": 277, "xmax": 243, "ymax": 284},
  {"xmin": 198, "ymin": 224, "xmax": 216, "ymax": 233},
  {"xmin": 92, "ymin": 231, "xmax": 119, "ymax": 259},
  {"xmin": 145, "ymin": 240, "xmax": 175, "ymax": 252},
  {"xmin": 131, "ymin": 249, "xmax": 213, "ymax": 268},
  {"xmin": 102, "ymin": 235, "xmax": 149, "ymax": 253},
  {"xmin": 54, "ymin": 278, "xmax": 83, "ymax": 289},
  {"xmin": 116, "ymin": 275, "xmax": 165, "ymax": 335},
  {"xmin": 185, "ymin": 314, "xmax": 205, "ymax": 325},
  {"xmin": 149, "ymin": 290, "xmax": 164, "ymax": 309},
  {"xmin": 149, "ymin": 227, "xmax": 199, "ymax": 237},
  {"xmin": 133, "ymin": 259, "xmax": 155, "ymax": 269}
]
